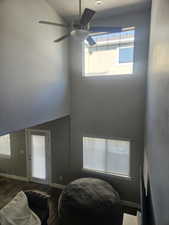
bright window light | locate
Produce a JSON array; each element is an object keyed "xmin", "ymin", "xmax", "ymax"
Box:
[
  {"xmin": 0, "ymin": 134, "xmax": 11, "ymax": 158},
  {"xmin": 83, "ymin": 137, "xmax": 130, "ymax": 177},
  {"xmin": 31, "ymin": 135, "xmax": 46, "ymax": 180},
  {"xmin": 83, "ymin": 27, "xmax": 135, "ymax": 77},
  {"xmin": 119, "ymin": 46, "xmax": 134, "ymax": 63}
]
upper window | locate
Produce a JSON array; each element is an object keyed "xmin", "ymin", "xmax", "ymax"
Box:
[
  {"xmin": 83, "ymin": 27, "xmax": 135, "ymax": 77},
  {"xmin": 83, "ymin": 137, "xmax": 130, "ymax": 178},
  {"xmin": 119, "ymin": 46, "xmax": 134, "ymax": 63},
  {"xmin": 0, "ymin": 134, "xmax": 11, "ymax": 158}
]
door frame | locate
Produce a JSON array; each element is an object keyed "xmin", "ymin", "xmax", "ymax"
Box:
[{"xmin": 25, "ymin": 128, "xmax": 52, "ymax": 185}]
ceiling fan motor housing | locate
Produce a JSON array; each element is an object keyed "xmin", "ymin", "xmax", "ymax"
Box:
[{"xmin": 71, "ymin": 29, "xmax": 89, "ymax": 40}]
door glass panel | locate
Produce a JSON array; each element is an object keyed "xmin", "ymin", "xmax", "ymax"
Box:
[{"xmin": 31, "ymin": 134, "xmax": 46, "ymax": 179}]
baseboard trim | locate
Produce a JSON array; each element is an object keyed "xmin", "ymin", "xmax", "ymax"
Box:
[
  {"xmin": 0, "ymin": 173, "xmax": 29, "ymax": 182},
  {"xmin": 50, "ymin": 183, "xmax": 65, "ymax": 190},
  {"xmin": 0, "ymin": 174, "xmax": 140, "ymax": 209},
  {"xmin": 0, "ymin": 173, "xmax": 65, "ymax": 190}
]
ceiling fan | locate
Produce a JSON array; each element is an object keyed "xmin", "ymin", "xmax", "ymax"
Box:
[{"xmin": 39, "ymin": 0, "xmax": 121, "ymax": 46}]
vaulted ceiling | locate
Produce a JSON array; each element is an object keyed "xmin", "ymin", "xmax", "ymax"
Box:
[{"xmin": 47, "ymin": 0, "xmax": 151, "ymax": 22}]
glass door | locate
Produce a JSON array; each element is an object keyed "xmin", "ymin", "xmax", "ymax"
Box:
[
  {"xmin": 26, "ymin": 129, "xmax": 51, "ymax": 184},
  {"xmin": 31, "ymin": 134, "xmax": 46, "ymax": 180}
]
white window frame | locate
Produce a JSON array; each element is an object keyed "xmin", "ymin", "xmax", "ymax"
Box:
[
  {"xmin": 0, "ymin": 134, "xmax": 11, "ymax": 159},
  {"xmin": 82, "ymin": 27, "xmax": 135, "ymax": 77},
  {"xmin": 25, "ymin": 129, "xmax": 52, "ymax": 185},
  {"xmin": 82, "ymin": 136, "xmax": 131, "ymax": 179}
]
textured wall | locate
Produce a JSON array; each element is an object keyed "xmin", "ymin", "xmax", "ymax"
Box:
[
  {"xmin": 70, "ymin": 10, "xmax": 150, "ymax": 203},
  {"xmin": 0, "ymin": 0, "xmax": 70, "ymax": 135},
  {"xmin": 145, "ymin": 0, "xmax": 169, "ymax": 224}
]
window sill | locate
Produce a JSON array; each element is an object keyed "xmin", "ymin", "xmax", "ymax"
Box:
[
  {"xmin": 82, "ymin": 168, "xmax": 132, "ymax": 181},
  {"xmin": 0, "ymin": 154, "xmax": 11, "ymax": 159},
  {"xmin": 82, "ymin": 73, "xmax": 134, "ymax": 78}
]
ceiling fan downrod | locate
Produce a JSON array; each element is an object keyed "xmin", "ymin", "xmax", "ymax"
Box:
[{"xmin": 79, "ymin": 0, "xmax": 82, "ymax": 18}]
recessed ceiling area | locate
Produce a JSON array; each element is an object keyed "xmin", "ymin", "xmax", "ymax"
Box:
[{"xmin": 47, "ymin": 0, "xmax": 151, "ymax": 22}]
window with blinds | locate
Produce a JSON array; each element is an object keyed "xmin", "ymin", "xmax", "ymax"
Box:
[
  {"xmin": 83, "ymin": 137, "xmax": 130, "ymax": 177},
  {"xmin": 83, "ymin": 27, "xmax": 135, "ymax": 76},
  {"xmin": 0, "ymin": 134, "xmax": 11, "ymax": 158}
]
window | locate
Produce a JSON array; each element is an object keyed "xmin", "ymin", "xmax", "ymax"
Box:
[
  {"xmin": 83, "ymin": 27, "xmax": 135, "ymax": 76},
  {"xmin": 119, "ymin": 46, "xmax": 134, "ymax": 63},
  {"xmin": 83, "ymin": 137, "xmax": 130, "ymax": 177},
  {"xmin": 0, "ymin": 134, "xmax": 11, "ymax": 158}
]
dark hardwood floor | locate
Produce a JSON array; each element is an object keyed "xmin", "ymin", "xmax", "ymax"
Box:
[{"xmin": 0, "ymin": 176, "xmax": 62, "ymax": 225}]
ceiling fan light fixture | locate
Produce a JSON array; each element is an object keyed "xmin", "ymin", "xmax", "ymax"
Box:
[
  {"xmin": 71, "ymin": 30, "xmax": 89, "ymax": 41},
  {"xmin": 40, "ymin": 0, "xmax": 119, "ymax": 45}
]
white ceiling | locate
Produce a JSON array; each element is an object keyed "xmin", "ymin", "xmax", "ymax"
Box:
[{"xmin": 47, "ymin": 0, "xmax": 151, "ymax": 22}]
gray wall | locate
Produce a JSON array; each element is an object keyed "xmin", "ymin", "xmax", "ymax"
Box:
[
  {"xmin": 145, "ymin": 0, "xmax": 169, "ymax": 224},
  {"xmin": 70, "ymin": 10, "xmax": 150, "ymax": 203},
  {"xmin": 0, "ymin": 116, "xmax": 70, "ymax": 184},
  {"xmin": 0, "ymin": 130, "xmax": 27, "ymax": 177},
  {"xmin": 0, "ymin": 0, "xmax": 70, "ymax": 135},
  {"xmin": 33, "ymin": 116, "xmax": 70, "ymax": 184}
]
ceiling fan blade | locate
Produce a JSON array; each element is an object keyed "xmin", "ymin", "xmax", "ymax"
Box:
[
  {"xmin": 54, "ymin": 34, "xmax": 70, "ymax": 43},
  {"xmin": 39, "ymin": 21, "xmax": 69, "ymax": 28},
  {"xmin": 80, "ymin": 8, "xmax": 96, "ymax": 26},
  {"xmin": 86, "ymin": 36, "xmax": 96, "ymax": 46},
  {"xmin": 90, "ymin": 26, "xmax": 122, "ymax": 33}
]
